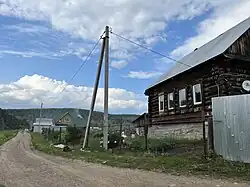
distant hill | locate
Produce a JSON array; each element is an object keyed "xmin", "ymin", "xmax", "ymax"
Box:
[
  {"xmin": 0, "ymin": 108, "xmax": 30, "ymax": 130},
  {"xmin": 5, "ymin": 108, "xmax": 139, "ymax": 132}
]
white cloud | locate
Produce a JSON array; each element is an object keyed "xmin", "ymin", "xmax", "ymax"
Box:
[
  {"xmin": 0, "ymin": 0, "xmax": 222, "ymax": 61},
  {"xmin": 111, "ymin": 60, "xmax": 128, "ymax": 69},
  {"xmin": 2, "ymin": 23, "xmax": 49, "ymax": 34},
  {"xmin": 0, "ymin": 74, "xmax": 146, "ymax": 113},
  {"xmin": 0, "ymin": 50, "xmax": 63, "ymax": 59},
  {"xmin": 125, "ymin": 71, "xmax": 162, "ymax": 79},
  {"xmin": 171, "ymin": 0, "xmax": 250, "ymax": 59}
]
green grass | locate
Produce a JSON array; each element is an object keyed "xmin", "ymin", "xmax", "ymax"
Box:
[
  {"xmin": 31, "ymin": 132, "xmax": 250, "ymax": 182},
  {"xmin": 0, "ymin": 130, "xmax": 18, "ymax": 145}
]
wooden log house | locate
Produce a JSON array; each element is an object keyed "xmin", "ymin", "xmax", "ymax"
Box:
[{"xmin": 144, "ymin": 17, "xmax": 250, "ymax": 137}]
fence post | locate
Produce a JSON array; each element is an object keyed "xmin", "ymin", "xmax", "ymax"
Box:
[
  {"xmin": 208, "ymin": 117, "xmax": 214, "ymax": 152},
  {"xmin": 144, "ymin": 114, "xmax": 148, "ymax": 151},
  {"xmin": 201, "ymin": 110, "xmax": 207, "ymax": 158},
  {"xmin": 119, "ymin": 117, "xmax": 123, "ymax": 151},
  {"xmin": 59, "ymin": 127, "xmax": 62, "ymax": 143}
]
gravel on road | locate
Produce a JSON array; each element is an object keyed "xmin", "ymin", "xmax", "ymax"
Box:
[{"xmin": 0, "ymin": 132, "xmax": 249, "ymax": 187}]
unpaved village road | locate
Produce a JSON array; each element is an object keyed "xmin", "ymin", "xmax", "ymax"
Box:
[{"xmin": 0, "ymin": 132, "xmax": 249, "ymax": 187}]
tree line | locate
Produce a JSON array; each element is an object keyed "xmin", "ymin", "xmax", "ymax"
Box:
[{"xmin": 0, "ymin": 108, "xmax": 30, "ymax": 130}]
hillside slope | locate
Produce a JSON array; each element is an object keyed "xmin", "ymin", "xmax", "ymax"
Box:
[
  {"xmin": 6, "ymin": 108, "xmax": 139, "ymax": 131},
  {"xmin": 0, "ymin": 109, "xmax": 29, "ymax": 130}
]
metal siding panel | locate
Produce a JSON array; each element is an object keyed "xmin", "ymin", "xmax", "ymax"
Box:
[{"xmin": 213, "ymin": 94, "xmax": 250, "ymax": 163}]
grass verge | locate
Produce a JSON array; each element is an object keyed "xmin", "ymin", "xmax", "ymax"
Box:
[
  {"xmin": 31, "ymin": 132, "xmax": 250, "ymax": 182},
  {"xmin": 0, "ymin": 130, "xmax": 18, "ymax": 145}
]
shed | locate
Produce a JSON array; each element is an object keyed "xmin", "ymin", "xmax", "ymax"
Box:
[
  {"xmin": 32, "ymin": 118, "xmax": 54, "ymax": 133},
  {"xmin": 132, "ymin": 113, "xmax": 149, "ymax": 136}
]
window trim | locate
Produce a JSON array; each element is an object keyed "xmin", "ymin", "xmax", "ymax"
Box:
[
  {"xmin": 179, "ymin": 88, "xmax": 187, "ymax": 108},
  {"xmin": 193, "ymin": 83, "xmax": 202, "ymax": 105},
  {"xmin": 168, "ymin": 92, "xmax": 174, "ymax": 110},
  {"xmin": 158, "ymin": 93, "xmax": 164, "ymax": 112}
]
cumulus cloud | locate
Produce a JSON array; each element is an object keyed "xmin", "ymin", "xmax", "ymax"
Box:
[
  {"xmin": 125, "ymin": 71, "xmax": 162, "ymax": 79},
  {"xmin": 0, "ymin": 0, "xmax": 222, "ymax": 61},
  {"xmin": 111, "ymin": 60, "xmax": 128, "ymax": 69},
  {"xmin": 171, "ymin": 0, "xmax": 250, "ymax": 59},
  {"xmin": 0, "ymin": 74, "xmax": 146, "ymax": 113}
]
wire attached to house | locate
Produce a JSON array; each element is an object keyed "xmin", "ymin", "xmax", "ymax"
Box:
[
  {"xmin": 110, "ymin": 31, "xmax": 192, "ymax": 68},
  {"xmin": 49, "ymin": 31, "xmax": 106, "ymax": 105}
]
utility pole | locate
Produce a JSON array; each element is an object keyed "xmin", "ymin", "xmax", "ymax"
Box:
[
  {"xmin": 39, "ymin": 102, "xmax": 43, "ymax": 133},
  {"xmin": 119, "ymin": 116, "xmax": 123, "ymax": 151},
  {"xmin": 103, "ymin": 26, "xmax": 109, "ymax": 150},
  {"xmin": 82, "ymin": 34, "xmax": 106, "ymax": 149}
]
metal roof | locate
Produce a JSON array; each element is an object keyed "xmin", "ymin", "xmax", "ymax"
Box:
[{"xmin": 146, "ymin": 16, "xmax": 250, "ymax": 91}]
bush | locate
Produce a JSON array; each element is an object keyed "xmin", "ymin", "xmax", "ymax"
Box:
[
  {"xmin": 65, "ymin": 127, "xmax": 82, "ymax": 146},
  {"xmin": 98, "ymin": 132, "xmax": 124, "ymax": 150},
  {"xmin": 129, "ymin": 137, "xmax": 145, "ymax": 151},
  {"xmin": 127, "ymin": 137, "xmax": 176, "ymax": 153},
  {"xmin": 148, "ymin": 138, "xmax": 175, "ymax": 153},
  {"xmin": 108, "ymin": 133, "xmax": 123, "ymax": 149},
  {"xmin": 48, "ymin": 131, "xmax": 62, "ymax": 143}
]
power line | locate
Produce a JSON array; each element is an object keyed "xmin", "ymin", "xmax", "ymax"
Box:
[
  {"xmin": 110, "ymin": 31, "xmax": 191, "ymax": 68},
  {"xmin": 49, "ymin": 32, "xmax": 106, "ymax": 105}
]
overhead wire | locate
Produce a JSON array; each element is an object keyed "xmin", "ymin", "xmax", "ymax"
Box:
[
  {"xmin": 110, "ymin": 31, "xmax": 192, "ymax": 68},
  {"xmin": 49, "ymin": 31, "xmax": 106, "ymax": 105}
]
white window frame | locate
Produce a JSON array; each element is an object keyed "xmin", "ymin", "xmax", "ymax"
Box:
[
  {"xmin": 168, "ymin": 92, "xmax": 174, "ymax": 110},
  {"xmin": 179, "ymin": 88, "xmax": 187, "ymax": 107},
  {"xmin": 193, "ymin": 83, "xmax": 202, "ymax": 105},
  {"xmin": 158, "ymin": 93, "xmax": 164, "ymax": 112}
]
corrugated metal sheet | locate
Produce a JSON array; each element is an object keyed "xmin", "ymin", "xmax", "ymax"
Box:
[
  {"xmin": 212, "ymin": 94, "xmax": 250, "ymax": 163},
  {"xmin": 147, "ymin": 16, "xmax": 250, "ymax": 90}
]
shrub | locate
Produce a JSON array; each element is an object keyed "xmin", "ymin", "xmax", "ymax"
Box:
[
  {"xmin": 148, "ymin": 138, "xmax": 175, "ymax": 153},
  {"xmin": 98, "ymin": 132, "xmax": 124, "ymax": 150},
  {"xmin": 65, "ymin": 127, "xmax": 82, "ymax": 146},
  {"xmin": 108, "ymin": 133, "xmax": 123, "ymax": 149},
  {"xmin": 129, "ymin": 137, "xmax": 145, "ymax": 151},
  {"xmin": 126, "ymin": 137, "xmax": 176, "ymax": 153}
]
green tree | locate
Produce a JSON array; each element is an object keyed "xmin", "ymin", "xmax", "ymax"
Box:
[{"xmin": 65, "ymin": 127, "xmax": 82, "ymax": 147}]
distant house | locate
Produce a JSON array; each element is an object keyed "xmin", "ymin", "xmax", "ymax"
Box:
[
  {"xmin": 144, "ymin": 17, "xmax": 250, "ymax": 139},
  {"xmin": 32, "ymin": 110, "xmax": 85, "ymax": 133},
  {"xmin": 33, "ymin": 118, "xmax": 54, "ymax": 133},
  {"xmin": 132, "ymin": 113, "xmax": 149, "ymax": 136},
  {"xmin": 55, "ymin": 111, "xmax": 85, "ymax": 129}
]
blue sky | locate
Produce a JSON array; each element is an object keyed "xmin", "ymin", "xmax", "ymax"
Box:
[
  {"xmin": 0, "ymin": 14, "xmax": 206, "ymax": 89},
  {"xmin": 0, "ymin": 0, "xmax": 249, "ymax": 114}
]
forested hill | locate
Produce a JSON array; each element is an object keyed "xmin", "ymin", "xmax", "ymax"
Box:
[
  {"xmin": 5, "ymin": 108, "xmax": 139, "ymax": 130},
  {"xmin": 0, "ymin": 108, "xmax": 30, "ymax": 130}
]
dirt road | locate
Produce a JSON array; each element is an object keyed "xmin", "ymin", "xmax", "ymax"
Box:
[{"xmin": 0, "ymin": 132, "xmax": 249, "ymax": 187}]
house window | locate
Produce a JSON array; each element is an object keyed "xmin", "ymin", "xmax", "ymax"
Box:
[
  {"xmin": 168, "ymin": 92, "xmax": 174, "ymax": 109},
  {"xmin": 193, "ymin": 83, "xmax": 202, "ymax": 105},
  {"xmin": 179, "ymin": 88, "xmax": 187, "ymax": 107},
  {"xmin": 158, "ymin": 93, "xmax": 164, "ymax": 112}
]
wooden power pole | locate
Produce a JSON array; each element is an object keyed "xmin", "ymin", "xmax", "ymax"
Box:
[
  {"xmin": 103, "ymin": 26, "xmax": 110, "ymax": 150},
  {"xmin": 82, "ymin": 29, "xmax": 106, "ymax": 149},
  {"xmin": 81, "ymin": 26, "xmax": 110, "ymax": 151}
]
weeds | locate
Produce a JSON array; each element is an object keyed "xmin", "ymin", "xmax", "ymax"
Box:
[
  {"xmin": 31, "ymin": 132, "xmax": 250, "ymax": 181},
  {"xmin": 0, "ymin": 130, "xmax": 18, "ymax": 145}
]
